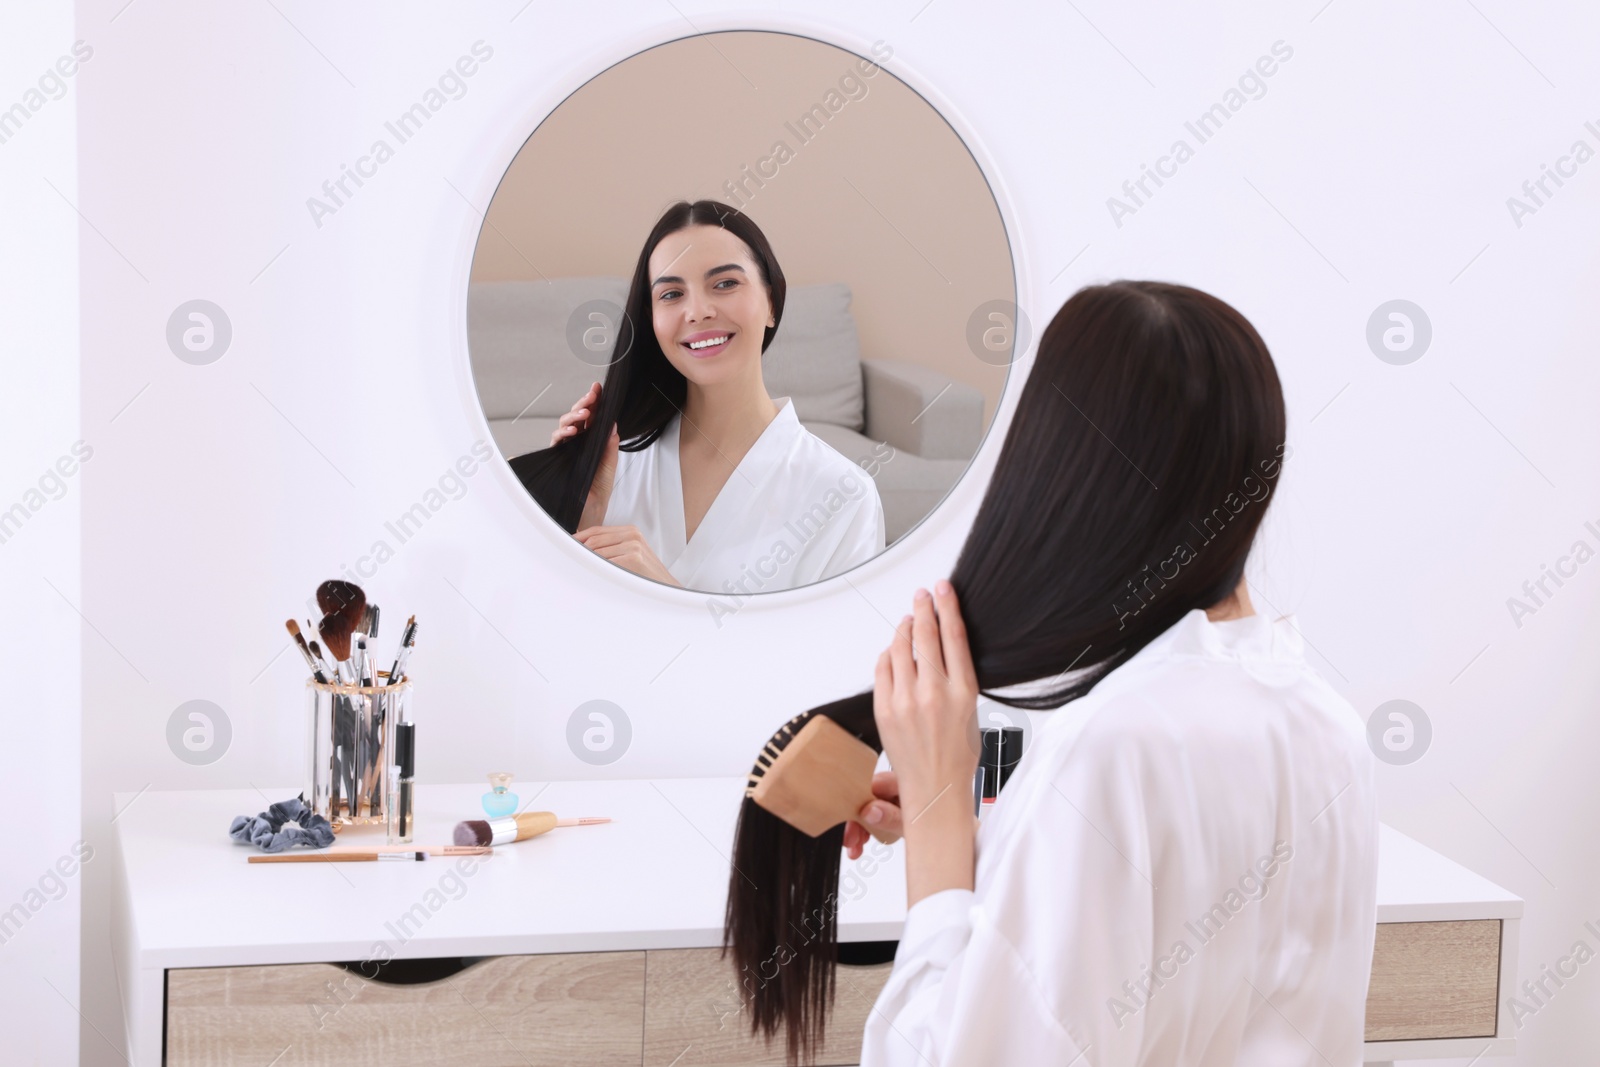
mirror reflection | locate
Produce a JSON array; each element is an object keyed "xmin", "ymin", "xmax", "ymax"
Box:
[{"xmin": 467, "ymin": 31, "xmax": 1016, "ymax": 593}]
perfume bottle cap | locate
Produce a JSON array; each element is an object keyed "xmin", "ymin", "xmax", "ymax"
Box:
[{"xmin": 395, "ymin": 721, "xmax": 415, "ymax": 777}]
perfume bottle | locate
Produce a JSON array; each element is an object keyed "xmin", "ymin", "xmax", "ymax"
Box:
[{"xmin": 481, "ymin": 772, "xmax": 518, "ymax": 818}]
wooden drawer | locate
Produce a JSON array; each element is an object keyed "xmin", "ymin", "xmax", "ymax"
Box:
[
  {"xmin": 644, "ymin": 948, "xmax": 892, "ymax": 1066},
  {"xmin": 168, "ymin": 921, "xmax": 1502, "ymax": 1063},
  {"xmin": 167, "ymin": 947, "xmax": 889, "ymax": 1067},
  {"xmin": 1364, "ymin": 919, "xmax": 1500, "ymax": 1041},
  {"xmin": 167, "ymin": 952, "xmax": 647, "ymax": 1066}
]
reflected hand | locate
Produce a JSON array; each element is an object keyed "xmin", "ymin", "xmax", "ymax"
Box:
[
  {"xmin": 575, "ymin": 524, "xmax": 680, "ymax": 586},
  {"xmin": 551, "ymin": 382, "xmax": 601, "ymax": 447},
  {"xmin": 843, "ymin": 771, "xmax": 904, "ymax": 860},
  {"xmin": 552, "ymin": 382, "xmax": 619, "ymax": 530},
  {"xmin": 579, "ymin": 425, "xmax": 619, "ymax": 531}
]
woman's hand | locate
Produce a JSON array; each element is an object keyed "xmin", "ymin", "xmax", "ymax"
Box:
[
  {"xmin": 575, "ymin": 524, "xmax": 681, "ymax": 587},
  {"xmin": 873, "ymin": 580, "xmax": 980, "ymax": 906},
  {"xmin": 579, "ymin": 425, "xmax": 619, "ymax": 532},
  {"xmin": 553, "ymin": 383, "xmax": 620, "ymax": 530},
  {"xmin": 843, "ymin": 771, "xmax": 904, "ymax": 860},
  {"xmin": 550, "ymin": 382, "xmax": 601, "ymax": 447}
]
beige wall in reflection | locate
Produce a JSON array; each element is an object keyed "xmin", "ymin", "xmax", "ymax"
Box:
[{"xmin": 470, "ymin": 30, "xmax": 1014, "ymax": 425}]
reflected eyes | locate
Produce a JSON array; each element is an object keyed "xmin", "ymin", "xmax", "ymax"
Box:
[{"xmin": 658, "ymin": 278, "xmax": 740, "ymax": 302}]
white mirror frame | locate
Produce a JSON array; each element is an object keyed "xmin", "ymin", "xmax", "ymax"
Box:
[{"xmin": 447, "ymin": 14, "xmax": 1039, "ymax": 610}]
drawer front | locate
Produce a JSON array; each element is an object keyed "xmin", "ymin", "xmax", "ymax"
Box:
[
  {"xmin": 1364, "ymin": 919, "xmax": 1501, "ymax": 1041},
  {"xmin": 644, "ymin": 948, "xmax": 891, "ymax": 1066},
  {"xmin": 167, "ymin": 952, "xmax": 646, "ymax": 1066}
]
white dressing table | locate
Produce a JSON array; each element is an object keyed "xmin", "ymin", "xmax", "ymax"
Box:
[{"xmin": 111, "ymin": 781, "xmax": 1520, "ymax": 1065}]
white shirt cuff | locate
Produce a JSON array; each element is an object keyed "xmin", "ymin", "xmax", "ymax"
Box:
[{"xmin": 900, "ymin": 887, "xmax": 975, "ymax": 962}]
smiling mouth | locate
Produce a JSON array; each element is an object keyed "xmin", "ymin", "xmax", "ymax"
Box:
[{"xmin": 683, "ymin": 333, "xmax": 733, "ymax": 354}]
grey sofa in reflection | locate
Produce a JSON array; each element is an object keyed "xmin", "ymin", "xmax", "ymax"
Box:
[{"xmin": 467, "ymin": 277, "xmax": 983, "ymax": 543}]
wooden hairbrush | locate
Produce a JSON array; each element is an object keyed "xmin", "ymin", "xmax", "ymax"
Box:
[{"xmin": 746, "ymin": 712, "xmax": 890, "ymax": 839}]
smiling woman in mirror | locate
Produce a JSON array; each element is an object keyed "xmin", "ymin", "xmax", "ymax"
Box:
[{"xmin": 511, "ymin": 201, "xmax": 886, "ymax": 591}]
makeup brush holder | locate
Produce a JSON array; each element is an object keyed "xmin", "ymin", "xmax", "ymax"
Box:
[{"xmin": 305, "ymin": 677, "xmax": 410, "ymax": 827}]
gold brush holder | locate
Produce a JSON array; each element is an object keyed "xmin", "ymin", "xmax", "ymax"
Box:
[{"xmin": 305, "ymin": 676, "xmax": 410, "ymax": 827}]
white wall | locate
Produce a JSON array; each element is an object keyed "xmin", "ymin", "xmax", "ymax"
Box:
[
  {"xmin": 62, "ymin": 0, "xmax": 1600, "ymax": 1063},
  {"xmin": 0, "ymin": 3, "xmax": 83, "ymax": 1064}
]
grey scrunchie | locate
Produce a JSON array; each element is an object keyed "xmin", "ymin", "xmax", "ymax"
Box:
[{"xmin": 229, "ymin": 796, "xmax": 335, "ymax": 853}]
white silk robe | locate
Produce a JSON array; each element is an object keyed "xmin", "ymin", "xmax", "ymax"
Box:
[
  {"xmin": 862, "ymin": 609, "xmax": 1380, "ymax": 1066},
  {"xmin": 603, "ymin": 397, "xmax": 885, "ymax": 593}
]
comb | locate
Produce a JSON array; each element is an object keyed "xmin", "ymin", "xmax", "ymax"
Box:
[{"xmin": 746, "ymin": 712, "xmax": 884, "ymax": 838}]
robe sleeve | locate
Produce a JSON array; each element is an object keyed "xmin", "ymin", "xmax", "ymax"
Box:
[
  {"xmin": 861, "ymin": 714, "xmax": 1162, "ymax": 1066},
  {"xmin": 814, "ymin": 480, "xmax": 886, "ymax": 581},
  {"xmin": 860, "ymin": 888, "xmax": 1087, "ymax": 1065}
]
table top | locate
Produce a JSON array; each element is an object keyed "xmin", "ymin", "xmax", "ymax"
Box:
[
  {"xmin": 113, "ymin": 780, "xmax": 1521, "ymax": 970},
  {"xmin": 1373, "ymin": 821, "xmax": 1523, "ymax": 923},
  {"xmin": 114, "ymin": 779, "xmax": 908, "ymax": 969}
]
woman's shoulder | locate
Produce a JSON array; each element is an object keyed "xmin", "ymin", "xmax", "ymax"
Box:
[
  {"xmin": 780, "ymin": 414, "xmax": 882, "ymax": 504},
  {"xmin": 1020, "ymin": 624, "xmax": 1366, "ymax": 796}
]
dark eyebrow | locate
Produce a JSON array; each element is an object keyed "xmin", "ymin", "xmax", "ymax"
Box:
[{"xmin": 652, "ymin": 263, "xmax": 747, "ymax": 288}]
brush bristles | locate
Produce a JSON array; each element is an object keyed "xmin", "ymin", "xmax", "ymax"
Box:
[
  {"xmin": 319, "ymin": 616, "xmax": 353, "ymax": 663},
  {"xmin": 453, "ymin": 819, "xmax": 491, "ymax": 847},
  {"xmin": 317, "ymin": 579, "xmax": 365, "ymax": 617},
  {"xmin": 743, "ymin": 710, "xmax": 811, "ymax": 797},
  {"xmin": 315, "ymin": 579, "xmax": 367, "ymax": 663}
]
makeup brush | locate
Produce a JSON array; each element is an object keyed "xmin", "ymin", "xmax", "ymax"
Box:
[
  {"xmin": 362, "ymin": 603, "xmax": 380, "ymax": 641},
  {"xmin": 351, "ymin": 632, "xmax": 371, "ymax": 813},
  {"xmin": 325, "ymin": 845, "xmax": 492, "ymax": 856},
  {"xmin": 387, "ymin": 615, "xmax": 418, "ymax": 683},
  {"xmin": 316, "ymin": 607, "xmax": 365, "ymax": 815},
  {"xmin": 306, "ymin": 626, "xmax": 345, "ymax": 682},
  {"xmin": 355, "ymin": 633, "xmax": 374, "ymax": 687},
  {"xmin": 248, "ymin": 850, "xmax": 427, "ymax": 864},
  {"xmin": 744, "ymin": 710, "xmax": 890, "ymax": 839},
  {"xmin": 352, "ymin": 632, "xmax": 385, "ymax": 815},
  {"xmin": 316, "ymin": 582, "xmax": 366, "ymax": 669},
  {"xmin": 286, "ymin": 620, "xmax": 330, "ymax": 684},
  {"xmin": 452, "ymin": 812, "xmax": 611, "ymax": 847},
  {"xmin": 316, "ymin": 579, "xmax": 365, "ymax": 620},
  {"xmin": 300, "ymin": 625, "xmax": 351, "ymax": 814},
  {"xmin": 317, "ymin": 599, "xmax": 363, "ymax": 668},
  {"xmin": 306, "ymin": 633, "xmax": 344, "ymax": 816}
]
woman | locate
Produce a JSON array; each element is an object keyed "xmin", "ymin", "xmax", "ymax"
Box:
[
  {"xmin": 513, "ymin": 200, "xmax": 885, "ymax": 591},
  {"xmin": 726, "ymin": 281, "xmax": 1378, "ymax": 1065}
]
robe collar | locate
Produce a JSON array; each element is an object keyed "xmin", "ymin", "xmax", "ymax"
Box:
[{"xmin": 660, "ymin": 397, "xmax": 802, "ymax": 578}]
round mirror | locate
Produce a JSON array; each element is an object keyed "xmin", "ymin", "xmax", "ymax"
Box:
[{"xmin": 468, "ymin": 30, "xmax": 1017, "ymax": 594}]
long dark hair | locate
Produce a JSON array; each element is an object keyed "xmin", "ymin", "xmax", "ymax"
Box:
[
  {"xmin": 509, "ymin": 200, "xmax": 788, "ymax": 532},
  {"xmin": 724, "ymin": 280, "xmax": 1289, "ymax": 1063}
]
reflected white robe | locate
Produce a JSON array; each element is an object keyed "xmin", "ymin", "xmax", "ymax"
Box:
[
  {"xmin": 602, "ymin": 397, "xmax": 885, "ymax": 592},
  {"xmin": 862, "ymin": 609, "xmax": 1380, "ymax": 1066}
]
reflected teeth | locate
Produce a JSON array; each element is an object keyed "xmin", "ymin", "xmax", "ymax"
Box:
[{"xmin": 688, "ymin": 335, "xmax": 730, "ymax": 350}]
